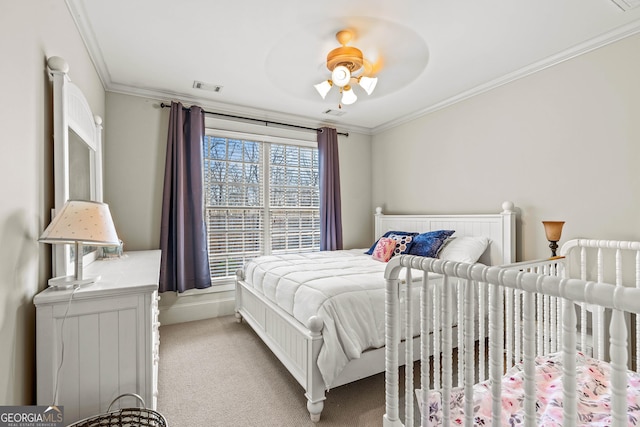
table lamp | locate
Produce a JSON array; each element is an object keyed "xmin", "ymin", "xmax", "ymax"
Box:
[
  {"xmin": 39, "ymin": 200, "xmax": 120, "ymax": 288},
  {"xmin": 542, "ymin": 220, "xmax": 565, "ymax": 257}
]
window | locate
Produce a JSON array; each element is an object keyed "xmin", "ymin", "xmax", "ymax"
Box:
[{"xmin": 203, "ymin": 132, "xmax": 320, "ymax": 283}]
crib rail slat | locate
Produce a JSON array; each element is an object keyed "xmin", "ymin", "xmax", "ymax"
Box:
[
  {"xmin": 441, "ymin": 275, "xmax": 453, "ymax": 426},
  {"xmin": 478, "ymin": 281, "xmax": 486, "ymax": 381},
  {"xmin": 403, "ymin": 268, "xmax": 414, "ymax": 427},
  {"xmin": 505, "ymin": 288, "xmax": 513, "ymax": 368},
  {"xmin": 463, "ymin": 278, "xmax": 475, "ymax": 426},
  {"xmin": 489, "ymin": 282, "xmax": 502, "ymax": 426},
  {"xmin": 522, "ymin": 288, "xmax": 536, "ymax": 427},
  {"xmin": 636, "ymin": 250, "xmax": 640, "ymax": 372},
  {"xmin": 561, "ymin": 295, "xmax": 577, "ymax": 426},
  {"xmin": 420, "ymin": 272, "xmax": 431, "ymax": 427},
  {"xmin": 457, "ymin": 280, "xmax": 464, "ymax": 388},
  {"xmin": 610, "ymin": 308, "xmax": 628, "ymax": 427}
]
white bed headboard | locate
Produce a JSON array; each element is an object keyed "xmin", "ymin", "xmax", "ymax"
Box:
[{"xmin": 374, "ymin": 201, "xmax": 516, "ymax": 266}]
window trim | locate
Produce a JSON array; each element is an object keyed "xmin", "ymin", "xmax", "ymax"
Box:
[
  {"xmin": 206, "ymin": 128, "xmax": 316, "ymax": 149},
  {"xmin": 203, "ymin": 127, "xmax": 320, "ymax": 286}
]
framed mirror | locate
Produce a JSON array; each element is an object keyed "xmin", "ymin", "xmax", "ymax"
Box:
[{"xmin": 47, "ymin": 56, "xmax": 104, "ymax": 278}]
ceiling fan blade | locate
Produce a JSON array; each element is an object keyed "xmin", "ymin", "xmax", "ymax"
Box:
[{"xmin": 362, "ymin": 56, "xmax": 384, "ymax": 76}]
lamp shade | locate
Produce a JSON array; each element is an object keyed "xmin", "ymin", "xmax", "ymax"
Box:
[
  {"xmin": 40, "ymin": 200, "xmax": 120, "ymax": 246},
  {"xmin": 542, "ymin": 221, "xmax": 565, "ymax": 242}
]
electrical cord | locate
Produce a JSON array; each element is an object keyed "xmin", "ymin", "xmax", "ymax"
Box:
[{"xmin": 53, "ymin": 284, "xmax": 81, "ymax": 406}]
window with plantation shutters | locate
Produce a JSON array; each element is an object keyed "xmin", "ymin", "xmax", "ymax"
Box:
[{"xmin": 203, "ymin": 133, "xmax": 320, "ymax": 283}]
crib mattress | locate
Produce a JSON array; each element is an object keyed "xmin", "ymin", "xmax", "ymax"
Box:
[{"xmin": 423, "ymin": 351, "xmax": 640, "ymax": 426}]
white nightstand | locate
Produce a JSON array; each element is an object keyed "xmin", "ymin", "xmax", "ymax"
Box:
[{"xmin": 35, "ymin": 250, "xmax": 161, "ymax": 425}]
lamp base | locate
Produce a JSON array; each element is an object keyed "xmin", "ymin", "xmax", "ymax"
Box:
[{"xmin": 48, "ymin": 275, "xmax": 97, "ymax": 290}]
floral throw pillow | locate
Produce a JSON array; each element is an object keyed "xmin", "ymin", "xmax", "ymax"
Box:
[{"xmin": 372, "ymin": 237, "xmax": 396, "ymax": 262}]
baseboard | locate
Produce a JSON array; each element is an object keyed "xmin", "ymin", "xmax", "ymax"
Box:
[{"xmin": 158, "ymin": 290, "xmax": 235, "ymax": 325}]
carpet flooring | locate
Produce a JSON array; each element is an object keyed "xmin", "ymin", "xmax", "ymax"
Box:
[{"xmin": 157, "ymin": 316, "xmax": 389, "ymax": 426}]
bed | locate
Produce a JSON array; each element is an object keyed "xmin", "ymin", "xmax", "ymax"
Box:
[
  {"xmin": 383, "ymin": 238, "xmax": 640, "ymax": 426},
  {"xmin": 235, "ymin": 202, "xmax": 516, "ymax": 421}
]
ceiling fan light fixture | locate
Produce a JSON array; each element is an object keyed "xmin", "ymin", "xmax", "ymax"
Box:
[
  {"xmin": 358, "ymin": 76, "xmax": 378, "ymax": 95},
  {"xmin": 314, "ymin": 29, "xmax": 378, "ymax": 107},
  {"xmin": 314, "ymin": 80, "xmax": 333, "ymax": 99},
  {"xmin": 341, "ymin": 85, "xmax": 357, "ymax": 105}
]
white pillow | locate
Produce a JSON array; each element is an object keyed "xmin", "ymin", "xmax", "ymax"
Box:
[{"xmin": 438, "ymin": 236, "xmax": 490, "ymax": 264}]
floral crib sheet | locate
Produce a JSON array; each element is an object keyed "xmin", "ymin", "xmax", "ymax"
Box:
[{"xmin": 422, "ymin": 351, "xmax": 640, "ymax": 426}]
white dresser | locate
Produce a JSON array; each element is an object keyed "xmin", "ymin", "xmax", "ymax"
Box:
[{"xmin": 35, "ymin": 250, "xmax": 161, "ymax": 425}]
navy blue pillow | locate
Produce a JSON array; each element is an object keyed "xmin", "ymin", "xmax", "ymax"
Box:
[
  {"xmin": 407, "ymin": 230, "xmax": 455, "ymax": 257},
  {"xmin": 365, "ymin": 231, "xmax": 418, "ymax": 255}
]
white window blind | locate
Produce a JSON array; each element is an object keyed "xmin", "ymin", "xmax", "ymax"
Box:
[{"xmin": 203, "ymin": 134, "xmax": 320, "ymax": 282}]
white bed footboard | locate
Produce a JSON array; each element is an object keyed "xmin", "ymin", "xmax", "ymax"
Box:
[{"xmin": 384, "ymin": 250, "xmax": 640, "ymax": 427}]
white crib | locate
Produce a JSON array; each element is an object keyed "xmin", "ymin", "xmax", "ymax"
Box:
[{"xmin": 383, "ymin": 239, "xmax": 640, "ymax": 427}]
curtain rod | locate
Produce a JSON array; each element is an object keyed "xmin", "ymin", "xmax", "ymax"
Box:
[{"xmin": 159, "ymin": 102, "xmax": 349, "ymax": 137}]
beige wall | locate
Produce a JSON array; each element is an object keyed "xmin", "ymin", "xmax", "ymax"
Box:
[
  {"xmin": 104, "ymin": 92, "xmax": 373, "ymax": 251},
  {"xmin": 335, "ymin": 130, "xmax": 372, "ymax": 249},
  {"xmin": 0, "ymin": 1, "xmax": 104, "ymax": 405},
  {"xmin": 104, "ymin": 94, "xmax": 168, "ymax": 251},
  {"xmin": 372, "ymin": 33, "xmax": 640, "ymax": 261}
]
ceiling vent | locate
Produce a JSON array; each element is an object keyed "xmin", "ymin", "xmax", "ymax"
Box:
[
  {"xmin": 611, "ymin": 0, "xmax": 640, "ymax": 10},
  {"xmin": 322, "ymin": 109, "xmax": 346, "ymax": 117},
  {"xmin": 193, "ymin": 81, "xmax": 223, "ymax": 92}
]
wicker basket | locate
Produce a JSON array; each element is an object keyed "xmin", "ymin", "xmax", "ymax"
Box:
[{"xmin": 67, "ymin": 393, "xmax": 167, "ymax": 427}]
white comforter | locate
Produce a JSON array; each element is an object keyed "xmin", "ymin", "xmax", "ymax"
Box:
[{"xmin": 243, "ymin": 249, "xmax": 406, "ymax": 389}]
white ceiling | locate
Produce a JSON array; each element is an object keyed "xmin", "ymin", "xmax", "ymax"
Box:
[{"xmin": 67, "ymin": 0, "xmax": 640, "ymax": 134}]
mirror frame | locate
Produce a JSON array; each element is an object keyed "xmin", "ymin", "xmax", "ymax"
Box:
[{"xmin": 47, "ymin": 56, "xmax": 104, "ymax": 278}]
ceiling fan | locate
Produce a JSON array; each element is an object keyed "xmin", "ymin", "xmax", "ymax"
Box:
[{"xmin": 314, "ymin": 29, "xmax": 378, "ymax": 107}]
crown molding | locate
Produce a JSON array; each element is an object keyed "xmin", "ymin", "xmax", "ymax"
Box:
[
  {"xmin": 372, "ymin": 18, "xmax": 640, "ymax": 134},
  {"xmin": 66, "ymin": 0, "xmax": 112, "ymax": 89}
]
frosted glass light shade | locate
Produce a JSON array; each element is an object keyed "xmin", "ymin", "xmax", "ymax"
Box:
[
  {"xmin": 542, "ymin": 221, "xmax": 565, "ymax": 242},
  {"xmin": 331, "ymin": 65, "xmax": 351, "ymax": 87},
  {"xmin": 314, "ymin": 80, "xmax": 333, "ymax": 99},
  {"xmin": 358, "ymin": 76, "xmax": 378, "ymax": 95},
  {"xmin": 341, "ymin": 86, "xmax": 357, "ymax": 105}
]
